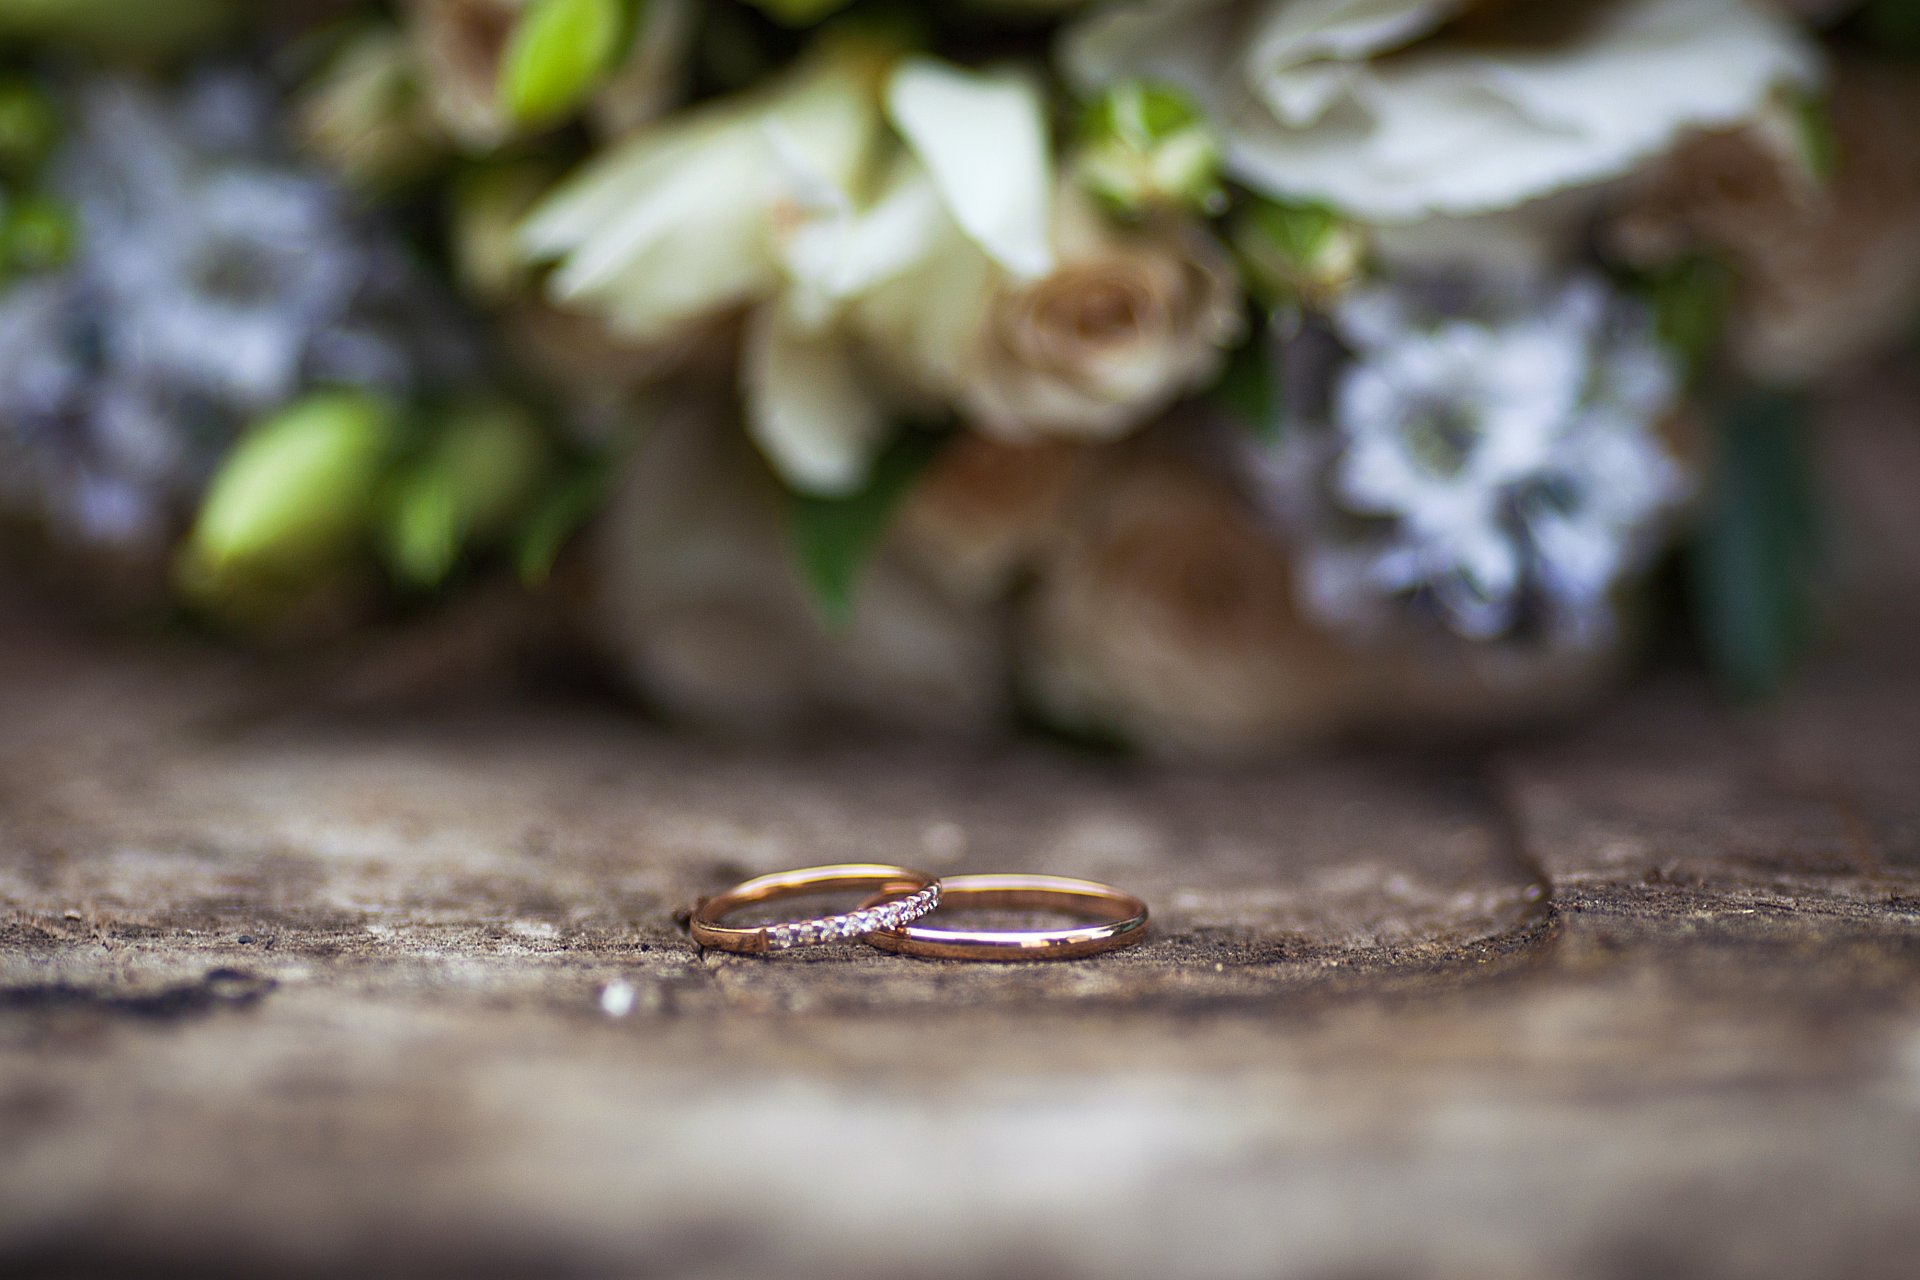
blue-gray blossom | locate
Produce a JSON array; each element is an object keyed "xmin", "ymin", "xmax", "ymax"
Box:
[
  {"xmin": 1245, "ymin": 272, "xmax": 1691, "ymax": 645},
  {"xmin": 0, "ymin": 72, "xmax": 474, "ymax": 558}
]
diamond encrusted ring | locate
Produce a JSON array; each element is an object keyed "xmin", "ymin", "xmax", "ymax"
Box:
[{"xmin": 688, "ymin": 863, "xmax": 941, "ymax": 955}]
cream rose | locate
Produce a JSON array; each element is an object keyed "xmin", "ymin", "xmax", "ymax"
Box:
[{"xmin": 958, "ymin": 192, "xmax": 1243, "ymax": 442}]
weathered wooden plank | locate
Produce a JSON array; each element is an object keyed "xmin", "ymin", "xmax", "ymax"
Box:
[{"xmin": 1, "ymin": 558, "xmax": 1918, "ymax": 1278}]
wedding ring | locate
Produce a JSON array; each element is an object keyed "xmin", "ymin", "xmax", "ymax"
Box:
[
  {"xmin": 689, "ymin": 863, "xmax": 941, "ymax": 954},
  {"xmin": 860, "ymin": 873, "xmax": 1148, "ymax": 961}
]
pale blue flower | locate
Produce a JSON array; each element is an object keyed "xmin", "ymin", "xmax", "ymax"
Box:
[
  {"xmin": 1247, "ymin": 273, "xmax": 1690, "ymax": 645},
  {"xmin": 0, "ymin": 71, "xmax": 475, "ymax": 556},
  {"xmin": 61, "ymin": 78, "xmax": 374, "ymax": 410}
]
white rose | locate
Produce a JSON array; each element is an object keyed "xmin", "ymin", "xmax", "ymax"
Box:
[
  {"xmin": 1066, "ymin": 0, "xmax": 1820, "ymax": 222},
  {"xmin": 740, "ymin": 56, "xmax": 1058, "ymax": 493},
  {"xmin": 523, "ymin": 48, "xmax": 1045, "ymax": 495},
  {"xmin": 529, "ymin": 48, "xmax": 1225, "ymax": 487},
  {"xmin": 520, "ymin": 40, "xmax": 887, "ymax": 344}
]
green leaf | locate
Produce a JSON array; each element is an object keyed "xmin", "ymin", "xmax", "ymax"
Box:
[
  {"xmin": 1791, "ymin": 92, "xmax": 1840, "ymax": 186},
  {"xmin": 1688, "ymin": 391, "xmax": 1824, "ymax": 701},
  {"xmin": 740, "ymin": 0, "xmax": 856, "ymax": 27},
  {"xmin": 1648, "ymin": 256, "xmax": 1732, "ymax": 385},
  {"xmin": 789, "ymin": 429, "xmax": 944, "ymax": 627},
  {"xmin": 1864, "ymin": 0, "xmax": 1920, "ymax": 58},
  {"xmin": 0, "ymin": 0, "xmax": 239, "ymax": 59},
  {"xmin": 1, "ymin": 192, "xmax": 77, "ymax": 274},
  {"xmin": 433, "ymin": 400, "xmax": 553, "ymax": 536},
  {"xmin": 0, "ymin": 75, "xmax": 59, "ymax": 180},
  {"xmin": 1212, "ymin": 316, "xmax": 1283, "ymax": 444},
  {"xmin": 499, "ymin": 0, "xmax": 628, "ymax": 127},
  {"xmin": 379, "ymin": 401, "xmax": 556, "ymax": 589},
  {"xmin": 515, "ymin": 464, "xmax": 608, "ymax": 586},
  {"xmin": 383, "ymin": 465, "xmax": 464, "ymax": 588}
]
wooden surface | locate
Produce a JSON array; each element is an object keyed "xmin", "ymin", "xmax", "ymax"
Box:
[{"xmin": 2, "ymin": 380, "xmax": 1918, "ymax": 1277}]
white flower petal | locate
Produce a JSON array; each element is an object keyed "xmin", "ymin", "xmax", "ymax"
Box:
[
  {"xmin": 743, "ymin": 302, "xmax": 891, "ymax": 496},
  {"xmin": 1226, "ymin": 0, "xmax": 1819, "ymax": 221},
  {"xmin": 1243, "ymin": 0, "xmax": 1452, "ymax": 125},
  {"xmin": 784, "ymin": 160, "xmax": 952, "ymax": 327},
  {"xmin": 886, "ymin": 57, "xmax": 1054, "ymax": 279},
  {"xmin": 522, "ymin": 52, "xmax": 884, "ymax": 341},
  {"xmin": 1062, "ymin": 0, "xmax": 1240, "ymax": 106},
  {"xmin": 523, "ymin": 110, "xmax": 780, "ymax": 339},
  {"xmin": 850, "ymin": 220, "xmax": 998, "ymax": 398}
]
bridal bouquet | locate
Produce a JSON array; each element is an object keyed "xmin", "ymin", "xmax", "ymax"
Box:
[{"xmin": 2, "ymin": 1, "xmax": 1917, "ymax": 753}]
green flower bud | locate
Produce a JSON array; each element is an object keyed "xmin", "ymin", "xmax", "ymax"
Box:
[
  {"xmin": 499, "ymin": 0, "xmax": 629, "ymax": 128},
  {"xmin": 0, "ymin": 76, "xmax": 60, "ymax": 181},
  {"xmin": 1077, "ymin": 81, "xmax": 1224, "ymax": 217},
  {"xmin": 380, "ymin": 401, "xmax": 553, "ymax": 587},
  {"xmin": 186, "ymin": 392, "xmax": 398, "ymax": 588},
  {"xmin": 1, "ymin": 193, "xmax": 76, "ymax": 275},
  {"xmin": 1230, "ymin": 198, "xmax": 1366, "ymax": 309}
]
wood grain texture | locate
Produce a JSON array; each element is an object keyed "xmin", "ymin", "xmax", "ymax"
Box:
[{"xmin": 2, "ymin": 373, "xmax": 1918, "ymax": 1278}]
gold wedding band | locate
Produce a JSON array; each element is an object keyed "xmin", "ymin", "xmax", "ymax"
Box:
[
  {"xmin": 689, "ymin": 863, "xmax": 940, "ymax": 955},
  {"xmin": 860, "ymin": 873, "xmax": 1149, "ymax": 961}
]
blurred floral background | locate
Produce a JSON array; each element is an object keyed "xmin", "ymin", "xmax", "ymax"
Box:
[{"xmin": 1, "ymin": 0, "xmax": 1916, "ymax": 756}]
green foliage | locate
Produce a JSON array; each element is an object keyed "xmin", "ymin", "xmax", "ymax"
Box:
[
  {"xmin": 1213, "ymin": 316, "xmax": 1283, "ymax": 444},
  {"xmin": 384, "ymin": 465, "xmax": 465, "ymax": 589},
  {"xmin": 184, "ymin": 390, "xmax": 579, "ymax": 612},
  {"xmin": 450, "ymin": 162, "xmax": 555, "ymax": 300},
  {"xmin": 1863, "ymin": 0, "xmax": 1920, "ymax": 57},
  {"xmin": 789, "ymin": 428, "xmax": 944, "ymax": 627},
  {"xmin": 741, "ymin": 0, "xmax": 858, "ymax": 28},
  {"xmin": 379, "ymin": 402, "xmax": 555, "ymax": 589},
  {"xmin": 1647, "ymin": 256, "xmax": 1733, "ymax": 386},
  {"xmin": 1078, "ymin": 80, "xmax": 1223, "ymax": 217},
  {"xmin": 0, "ymin": 76, "xmax": 59, "ymax": 181},
  {"xmin": 1688, "ymin": 391, "xmax": 1824, "ymax": 701},
  {"xmin": 515, "ymin": 464, "xmax": 608, "ymax": 586},
  {"xmin": 1790, "ymin": 92, "xmax": 1840, "ymax": 185},
  {"xmin": 1230, "ymin": 197, "xmax": 1364, "ymax": 308},
  {"xmin": 499, "ymin": 0, "xmax": 631, "ymax": 127},
  {"xmin": 1, "ymin": 192, "xmax": 75, "ymax": 275},
  {"xmin": 0, "ymin": 0, "xmax": 240, "ymax": 59}
]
